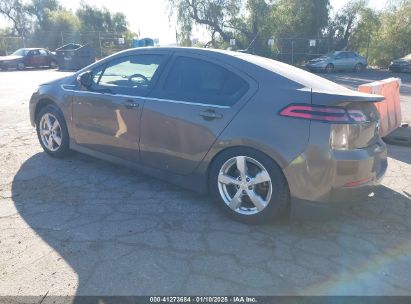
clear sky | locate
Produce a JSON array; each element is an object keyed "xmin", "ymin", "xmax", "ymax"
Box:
[{"xmin": 0, "ymin": 0, "xmax": 388, "ymax": 45}]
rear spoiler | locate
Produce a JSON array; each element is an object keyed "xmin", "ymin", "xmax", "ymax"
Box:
[{"xmin": 311, "ymin": 89, "xmax": 385, "ymax": 106}]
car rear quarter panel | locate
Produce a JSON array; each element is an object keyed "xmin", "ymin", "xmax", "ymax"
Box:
[{"xmin": 196, "ymin": 83, "xmax": 311, "ymax": 181}]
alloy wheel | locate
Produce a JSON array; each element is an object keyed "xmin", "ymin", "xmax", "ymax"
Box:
[
  {"xmin": 217, "ymin": 156, "xmax": 272, "ymax": 215},
  {"xmin": 39, "ymin": 113, "xmax": 62, "ymax": 152}
]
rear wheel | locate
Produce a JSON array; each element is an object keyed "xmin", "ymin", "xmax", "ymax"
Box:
[
  {"xmin": 36, "ymin": 104, "xmax": 70, "ymax": 158},
  {"xmin": 325, "ymin": 64, "xmax": 334, "ymax": 73},
  {"xmin": 209, "ymin": 148, "xmax": 290, "ymax": 224},
  {"xmin": 354, "ymin": 63, "xmax": 363, "ymax": 72},
  {"xmin": 49, "ymin": 60, "xmax": 58, "ymax": 69}
]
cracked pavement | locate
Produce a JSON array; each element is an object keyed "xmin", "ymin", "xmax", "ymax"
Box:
[{"xmin": 0, "ymin": 69, "xmax": 410, "ymax": 297}]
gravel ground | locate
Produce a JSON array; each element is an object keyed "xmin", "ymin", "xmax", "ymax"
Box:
[{"xmin": 0, "ymin": 68, "xmax": 410, "ymax": 297}]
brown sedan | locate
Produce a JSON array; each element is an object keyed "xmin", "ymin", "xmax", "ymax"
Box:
[{"xmin": 0, "ymin": 48, "xmax": 58, "ymax": 70}]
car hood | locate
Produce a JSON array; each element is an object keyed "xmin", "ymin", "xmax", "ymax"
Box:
[
  {"xmin": 309, "ymin": 57, "xmax": 329, "ymax": 63},
  {"xmin": 39, "ymin": 74, "xmax": 76, "ymax": 86},
  {"xmin": 392, "ymin": 58, "xmax": 411, "ymax": 64},
  {"xmin": 0, "ymin": 55, "xmax": 23, "ymax": 61}
]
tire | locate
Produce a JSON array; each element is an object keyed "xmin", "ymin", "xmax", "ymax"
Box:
[
  {"xmin": 209, "ymin": 147, "xmax": 290, "ymax": 224},
  {"xmin": 49, "ymin": 60, "xmax": 58, "ymax": 69},
  {"xmin": 325, "ymin": 64, "xmax": 334, "ymax": 73},
  {"xmin": 35, "ymin": 104, "xmax": 70, "ymax": 158},
  {"xmin": 17, "ymin": 62, "xmax": 25, "ymax": 70},
  {"xmin": 354, "ymin": 63, "xmax": 363, "ymax": 72}
]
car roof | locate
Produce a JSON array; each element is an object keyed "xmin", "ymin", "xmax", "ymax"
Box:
[
  {"xmin": 98, "ymin": 47, "xmax": 369, "ymax": 97},
  {"xmin": 20, "ymin": 48, "xmax": 45, "ymax": 51}
]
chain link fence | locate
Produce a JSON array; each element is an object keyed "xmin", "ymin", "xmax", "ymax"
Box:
[
  {"xmin": 0, "ymin": 36, "xmax": 25, "ymax": 55},
  {"xmin": 2, "ymin": 33, "xmax": 361, "ymax": 67},
  {"xmin": 0, "ymin": 31, "xmax": 132, "ymax": 58},
  {"xmin": 274, "ymin": 37, "xmax": 332, "ymax": 66}
]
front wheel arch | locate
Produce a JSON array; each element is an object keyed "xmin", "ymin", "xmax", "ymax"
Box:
[{"xmin": 34, "ymin": 98, "xmax": 58, "ymax": 125}]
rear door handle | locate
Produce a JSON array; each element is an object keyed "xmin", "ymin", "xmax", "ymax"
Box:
[
  {"xmin": 199, "ymin": 109, "xmax": 223, "ymax": 120},
  {"xmin": 123, "ymin": 99, "xmax": 139, "ymax": 109}
]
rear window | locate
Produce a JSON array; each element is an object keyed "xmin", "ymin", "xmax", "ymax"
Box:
[{"xmin": 161, "ymin": 57, "xmax": 248, "ymax": 106}]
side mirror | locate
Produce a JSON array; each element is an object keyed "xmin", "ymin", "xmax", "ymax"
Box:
[{"xmin": 77, "ymin": 71, "xmax": 93, "ymax": 89}]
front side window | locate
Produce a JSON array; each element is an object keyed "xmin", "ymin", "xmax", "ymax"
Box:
[
  {"xmin": 92, "ymin": 54, "xmax": 164, "ymax": 95},
  {"xmin": 39, "ymin": 49, "xmax": 48, "ymax": 56},
  {"xmin": 161, "ymin": 57, "xmax": 248, "ymax": 106},
  {"xmin": 334, "ymin": 53, "xmax": 344, "ymax": 59},
  {"xmin": 29, "ymin": 50, "xmax": 40, "ymax": 56}
]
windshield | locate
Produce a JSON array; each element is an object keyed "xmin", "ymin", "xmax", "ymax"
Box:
[
  {"xmin": 317, "ymin": 51, "xmax": 336, "ymax": 59},
  {"xmin": 12, "ymin": 49, "xmax": 28, "ymax": 56}
]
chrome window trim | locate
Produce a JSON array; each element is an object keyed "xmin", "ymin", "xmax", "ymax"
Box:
[{"xmin": 61, "ymin": 84, "xmax": 231, "ymax": 109}]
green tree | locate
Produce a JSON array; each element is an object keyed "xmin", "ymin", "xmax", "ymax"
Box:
[
  {"xmin": 169, "ymin": 0, "xmax": 242, "ymax": 47},
  {"xmin": 368, "ymin": 0, "xmax": 411, "ymax": 66},
  {"xmin": 0, "ymin": 0, "xmax": 31, "ymax": 37},
  {"xmin": 25, "ymin": 0, "xmax": 61, "ymax": 28},
  {"xmin": 76, "ymin": 4, "xmax": 128, "ymax": 33},
  {"xmin": 272, "ymin": 0, "xmax": 330, "ymax": 38},
  {"xmin": 31, "ymin": 8, "xmax": 80, "ymax": 49},
  {"xmin": 327, "ymin": 0, "xmax": 367, "ymax": 50},
  {"xmin": 348, "ymin": 7, "xmax": 380, "ymax": 59},
  {"xmin": 168, "ymin": 0, "xmax": 330, "ymax": 56}
]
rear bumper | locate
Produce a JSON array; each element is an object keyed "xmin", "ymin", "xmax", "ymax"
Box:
[{"xmin": 284, "ymin": 139, "xmax": 388, "ymax": 204}]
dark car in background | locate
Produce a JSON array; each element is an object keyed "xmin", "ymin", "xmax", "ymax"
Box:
[
  {"xmin": 0, "ymin": 48, "xmax": 58, "ymax": 71},
  {"xmin": 29, "ymin": 47, "xmax": 387, "ymax": 223},
  {"xmin": 305, "ymin": 51, "xmax": 368, "ymax": 73},
  {"xmin": 389, "ymin": 54, "xmax": 411, "ymax": 73}
]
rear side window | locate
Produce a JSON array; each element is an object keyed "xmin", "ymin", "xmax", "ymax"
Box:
[{"xmin": 161, "ymin": 57, "xmax": 248, "ymax": 106}]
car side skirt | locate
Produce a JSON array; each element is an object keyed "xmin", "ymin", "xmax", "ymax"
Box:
[{"xmin": 69, "ymin": 140, "xmax": 209, "ymax": 194}]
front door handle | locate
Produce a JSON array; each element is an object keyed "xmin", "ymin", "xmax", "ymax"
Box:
[
  {"xmin": 123, "ymin": 99, "xmax": 139, "ymax": 109},
  {"xmin": 199, "ymin": 109, "xmax": 223, "ymax": 120}
]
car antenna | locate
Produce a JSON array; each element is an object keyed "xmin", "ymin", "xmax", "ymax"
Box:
[{"xmin": 238, "ymin": 34, "xmax": 258, "ymax": 54}]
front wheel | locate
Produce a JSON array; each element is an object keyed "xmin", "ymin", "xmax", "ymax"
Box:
[
  {"xmin": 325, "ymin": 64, "xmax": 334, "ymax": 73},
  {"xmin": 36, "ymin": 104, "xmax": 70, "ymax": 158},
  {"xmin": 16, "ymin": 62, "xmax": 25, "ymax": 70},
  {"xmin": 209, "ymin": 148, "xmax": 290, "ymax": 224}
]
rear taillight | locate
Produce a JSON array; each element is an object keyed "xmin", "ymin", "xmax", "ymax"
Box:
[{"xmin": 280, "ymin": 104, "xmax": 368, "ymax": 124}]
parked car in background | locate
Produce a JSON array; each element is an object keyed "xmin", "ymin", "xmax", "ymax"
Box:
[
  {"xmin": 29, "ymin": 47, "xmax": 387, "ymax": 224},
  {"xmin": 389, "ymin": 54, "xmax": 411, "ymax": 73},
  {"xmin": 0, "ymin": 48, "xmax": 57, "ymax": 71},
  {"xmin": 305, "ymin": 51, "xmax": 367, "ymax": 73}
]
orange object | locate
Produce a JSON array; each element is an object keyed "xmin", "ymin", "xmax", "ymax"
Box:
[{"xmin": 358, "ymin": 78, "xmax": 402, "ymax": 137}]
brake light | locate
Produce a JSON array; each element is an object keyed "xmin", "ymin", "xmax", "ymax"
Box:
[
  {"xmin": 344, "ymin": 178, "xmax": 372, "ymax": 187},
  {"xmin": 280, "ymin": 104, "xmax": 367, "ymax": 123}
]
